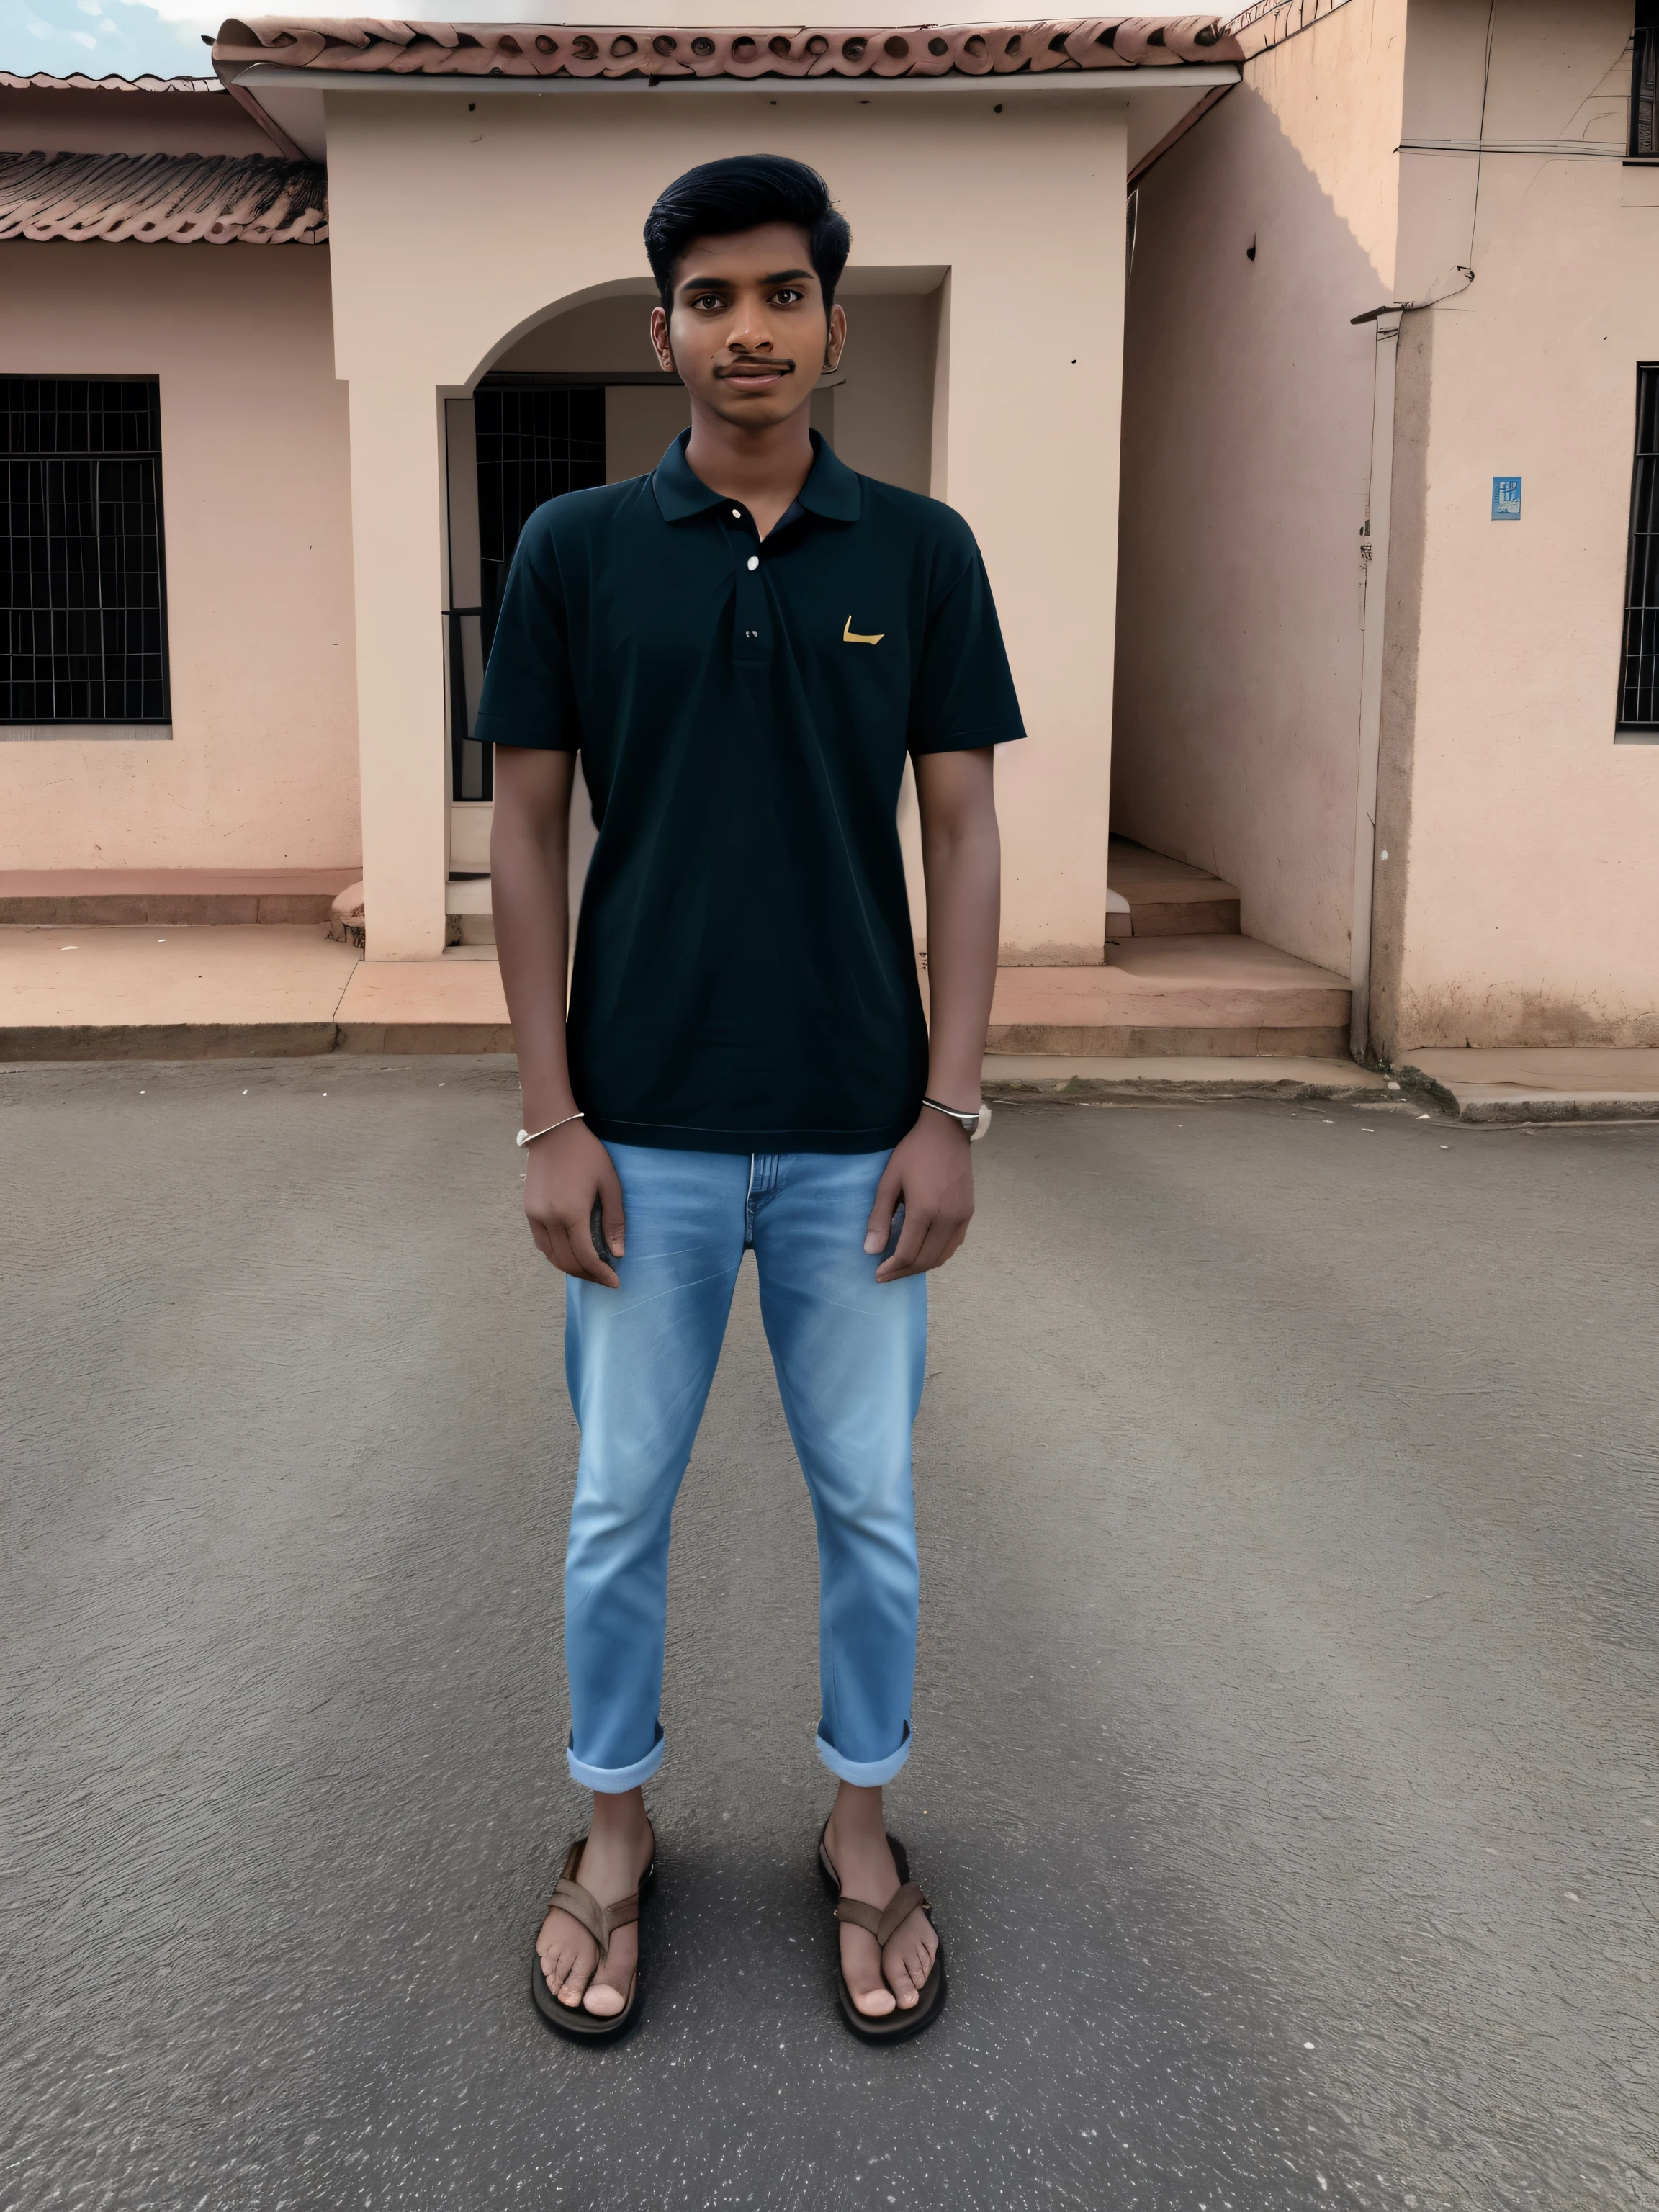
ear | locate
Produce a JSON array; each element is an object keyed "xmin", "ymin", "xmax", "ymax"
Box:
[
  {"xmin": 824, "ymin": 302, "xmax": 847, "ymax": 372},
  {"xmin": 649, "ymin": 304, "xmax": 675, "ymax": 374}
]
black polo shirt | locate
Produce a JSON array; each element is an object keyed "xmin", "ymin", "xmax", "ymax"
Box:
[{"xmin": 475, "ymin": 431, "xmax": 1025, "ymax": 1155}]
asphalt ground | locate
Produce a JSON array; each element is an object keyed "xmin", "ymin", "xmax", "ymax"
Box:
[{"xmin": 2, "ymin": 1059, "xmax": 1655, "ymax": 2212}]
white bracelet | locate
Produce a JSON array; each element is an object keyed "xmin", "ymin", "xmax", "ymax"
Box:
[{"xmin": 516, "ymin": 1110, "xmax": 585, "ymax": 1148}]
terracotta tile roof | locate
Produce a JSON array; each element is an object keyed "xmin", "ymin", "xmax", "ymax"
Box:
[
  {"xmin": 0, "ymin": 69, "xmax": 221, "ymax": 92},
  {"xmin": 210, "ymin": 14, "xmax": 1243, "ymax": 81},
  {"xmin": 0, "ymin": 148, "xmax": 326, "ymax": 241}
]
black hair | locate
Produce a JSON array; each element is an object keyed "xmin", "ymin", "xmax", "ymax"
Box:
[{"xmin": 643, "ymin": 154, "xmax": 851, "ymax": 316}]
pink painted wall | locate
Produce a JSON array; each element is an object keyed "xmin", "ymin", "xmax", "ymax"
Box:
[
  {"xmin": 0, "ymin": 240, "xmax": 360, "ymax": 871},
  {"xmin": 1371, "ymin": 0, "xmax": 1659, "ymax": 1051},
  {"xmin": 1112, "ymin": 0, "xmax": 1408, "ymax": 978}
]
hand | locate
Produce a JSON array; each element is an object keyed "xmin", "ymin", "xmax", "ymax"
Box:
[
  {"xmin": 863, "ymin": 1112, "xmax": 974, "ymax": 1282},
  {"xmin": 522, "ymin": 1120, "xmax": 625, "ymax": 1286}
]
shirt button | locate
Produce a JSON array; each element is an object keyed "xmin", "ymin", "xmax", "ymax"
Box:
[
  {"xmin": 731, "ymin": 508, "xmax": 742, "ymax": 519},
  {"xmin": 747, "ymin": 554, "xmax": 759, "ymax": 571}
]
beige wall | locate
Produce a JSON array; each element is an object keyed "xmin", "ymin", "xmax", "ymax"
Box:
[
  {"xmin": 1371, "ymin": 0, "xmax": 1659, "ymax": 1050},
  {"xmin": 0, "ymin": 241, "xmax": 360, "ymax": 871},
  {"xmin": 323, "ymin": 85, "xmax": 1130, "ymax": 961},
  {"xmin": 1112, "ymin": 0, "xmax": 1409, "ymax": 976}
]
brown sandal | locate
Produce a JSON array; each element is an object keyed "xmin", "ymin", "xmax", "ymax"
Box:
[
  {"xmin": 818, "ymin": 1820, "xmax": 947, "ymax": 2042},
  {"xmin": 530, "ymin": 1828, "xmax": 655, "ymax": 2042}
]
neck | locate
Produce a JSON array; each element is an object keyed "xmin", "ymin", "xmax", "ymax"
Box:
[{"xmin": 684, "ymin": 400, "xmax": 815, "ymax": 538}]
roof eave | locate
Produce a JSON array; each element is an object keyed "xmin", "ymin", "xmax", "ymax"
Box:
[{"xmin": 225, "ymin": 55, "xmax": 1240, "ymax": 163}]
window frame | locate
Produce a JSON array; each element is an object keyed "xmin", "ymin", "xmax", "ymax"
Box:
[
  {"xmin": 1616, "ymin": 361, "xmax": 1659, "ymax": 741},
  {"xmin": 1632, "ymin": 1, "xmax": 1659, "ymax": 160},
  {"xmin": 1, "ymin": 374, "xmax": 174, "ymax": 734}
]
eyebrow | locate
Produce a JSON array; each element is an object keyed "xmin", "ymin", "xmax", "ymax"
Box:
[{"xmin": 678, "ymin": 267, "xmax": 816, "ymax": 293}]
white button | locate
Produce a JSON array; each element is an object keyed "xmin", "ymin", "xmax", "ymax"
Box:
[
  {"xmin": 747, "ymin": 554, "xmax": 759, "ymax": 571},
  {"xmin": 731, "ymin": 508, "xmax": 742, "ymax": 518}
]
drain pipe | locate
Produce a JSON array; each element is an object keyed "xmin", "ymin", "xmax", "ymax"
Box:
[{"xmin": 1349, "ymin": 308, "xmax": 1402, "ymax": 1064}]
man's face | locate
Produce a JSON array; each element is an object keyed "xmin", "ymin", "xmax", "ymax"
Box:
[{"xmin": 651, "ymin": 220, "xmax": 846, "ymax": 432}]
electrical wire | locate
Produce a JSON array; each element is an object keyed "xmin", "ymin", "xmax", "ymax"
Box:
[{"xmin": 1352, "ymin": 0, "xmax": 1495, "ymax": 325}]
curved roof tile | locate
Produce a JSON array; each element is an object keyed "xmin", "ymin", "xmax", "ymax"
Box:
[
  {"xmin": 210, "ymin": 14, "xmax": 1243, "ymax": 79},
  {"xmin": 0, "ymin": 149, "xmax": 327, "ymax": 243},
  {"xmin": 0, "ymin": 69, "xmax": 221, "ymax": 92}
]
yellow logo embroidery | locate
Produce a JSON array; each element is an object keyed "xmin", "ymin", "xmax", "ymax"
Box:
[{"xmin": 842, "ymin": 616, "xmax": 885, "ymax": 645}]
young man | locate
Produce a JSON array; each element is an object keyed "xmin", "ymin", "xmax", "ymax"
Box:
[{"xmin": 481, "ymin": 154, "xmax": 1023, "ymax": 2043}]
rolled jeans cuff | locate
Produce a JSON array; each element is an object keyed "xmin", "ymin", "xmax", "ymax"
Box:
[
  {"xmin": 567, "ymin": 1725, "xmax": 665, "ymax": 1794},
  {"xmin": 814, "ymin": 1722, "xmax": 912, "ymax": 1787}
]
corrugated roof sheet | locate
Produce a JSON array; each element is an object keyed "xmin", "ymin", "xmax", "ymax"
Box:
[
  {"xmin": 0, "ymin": 70, "xmax": 222, "ymax": 92},
  {"xmin": 0, "ymin": 149, "xmax": 326, "ymax": 242},
  {"xmin": 210, "ymin": 14, "xmax": 1244, "ymax": 80}
]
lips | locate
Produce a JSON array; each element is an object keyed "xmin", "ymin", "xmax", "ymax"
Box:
[{"xmin": 717, "ymin": 359, "xmax": 794, "ymax": 387}]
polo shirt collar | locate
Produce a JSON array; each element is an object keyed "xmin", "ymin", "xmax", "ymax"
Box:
[{"xmin": 651, "ymin": 428, "xmax": 861, "ymax": 525}]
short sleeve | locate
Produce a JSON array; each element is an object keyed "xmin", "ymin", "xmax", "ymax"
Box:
[
  {"xmin": 472, "ymin": 510, "xmax": 583, "ymax": 752},
  {"xmin": 907, "ymin": 544, "xmax": 1027, "ymax": 755}
]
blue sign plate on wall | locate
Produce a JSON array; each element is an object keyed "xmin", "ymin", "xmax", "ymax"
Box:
[{"xmin": 1492, "ymin": 476, "xmax": 1522, "ymax": 519}]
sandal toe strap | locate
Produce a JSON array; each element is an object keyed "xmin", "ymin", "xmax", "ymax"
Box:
[
  {"xmin": 551, "ymin": 1876, "xmax": 611, "ymax": 1959},
  {"xmin": 550, "ymin": 1877, "xmax": 640, "ymax": 1962},
  {"xmin": 835, "ymin": 1880, "xmax": 930, "ymax": 1951}
]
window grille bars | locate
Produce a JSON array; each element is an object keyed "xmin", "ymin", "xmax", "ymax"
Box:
[
  {"xmin": 1635, "ymin": 4, "xmax": 1659, "ymax": 158},
  {"xmin": 453, "ymin": 383, "xmax": 605, "ymax": 801},
  {"xmin": 1, "ymin": 377, "xmax": 170, "ymax": 724},
  {"xmin": 1618, "ymin": 364, "xmax": 1659, "ymax": 733}
]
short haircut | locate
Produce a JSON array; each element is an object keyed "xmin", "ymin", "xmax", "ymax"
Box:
[{"xmin": 644, "ymin": 155, "xmax": 852, "ymax": 316}]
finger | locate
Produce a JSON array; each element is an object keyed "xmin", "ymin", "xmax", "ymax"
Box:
[
  {"xmin": 570, "ymin": 1206, "xmax": 621, "ymax": 1290},
  {"xmin": 548, "ymin": 1221, "xmax": 610, "ymax": 1286},
  {"xmin": 876, "ymin": 1202, "xmax": 933, "ymax": 1282},
  {"xmin": 882, "ymin": 1206, "xmax": 968, "ymax": 1281},
  {"xmin": 863, "ymin": 1164, "xmax": 903, "ymax": 1256},
  {"xmin": 597, "ymin": 1161, "xmax": 626, "ymax": 1260},
  {"xmin": 935, "ymin": 1218, "xmax": 971, "ymax": 1267},
  {"xmin": 528, "ymin": 1214, "xmax": 557, "ymax": 1264}
]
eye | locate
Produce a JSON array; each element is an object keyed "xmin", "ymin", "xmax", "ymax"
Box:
[
  {"xmin": 770, "ymin": 288, "xmax": 806, "ymax": 305},
  {"xmin": 688, "ymin": 292, "xmax": 726, "ymax": 312}
]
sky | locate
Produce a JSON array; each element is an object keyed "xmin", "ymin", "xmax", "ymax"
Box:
[
  {"xmin": 1, "ymin": 0, "xmax": 217, "ymax": 81},
  {"xmin": 1, "ymin": 0, "xmax": 1203, "ymax": 88}
]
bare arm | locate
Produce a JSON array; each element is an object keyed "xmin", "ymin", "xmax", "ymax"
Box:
[
  {"xmin": 865, "ymin": 747, "xmax": 1001, "ymax": 1282},
  {"xmin": 490, "ymin": 745, "xmax": 624, "ymax": 1285}
]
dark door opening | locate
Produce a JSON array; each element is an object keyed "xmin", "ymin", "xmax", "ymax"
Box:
[{"xmin": 449, "ymin": 381, "xmax": 605, "ymax": 801}]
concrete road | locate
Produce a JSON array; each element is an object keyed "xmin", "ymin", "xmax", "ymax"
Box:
[{"xmin": 2, "ymin": 1060, "xmax": 1655, "ymax": 2212}]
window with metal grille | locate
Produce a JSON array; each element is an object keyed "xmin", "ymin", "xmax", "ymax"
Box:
[
  {"xmin": 1633, "ymin": 1, "xmax": 1659, "ymax": 157},
  {"xmin": 1, "ymin": 377, "xmax": 170, "ymax": 725},
  {"xmin": 475, "ymin": 383, "xmax": 606, "ymax": 651},
  {"xmin": 450, "ymin": 382, "xmax": 606, "ymax": 800},
  {"xmin": 1618, "ymin": 365, "xmax": 1659, "ymax": 734}
]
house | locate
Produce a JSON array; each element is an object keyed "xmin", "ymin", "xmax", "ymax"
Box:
[
  {"xmin": 21, "ymin": 6, "xmax": 1631, "ymax": 1079},
  {"xmin": 1117, "ymin": 0, "xmax": 1659, "ymax": 1059}
]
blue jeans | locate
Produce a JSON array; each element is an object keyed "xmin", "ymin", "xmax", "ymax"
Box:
[{"xmin": 562, "ymin": 1143, "xmax": 927, "ymax": 1792}]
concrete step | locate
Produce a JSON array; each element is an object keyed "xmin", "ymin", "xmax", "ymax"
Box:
[
  {"xmin": 986, "ymin": 936, "xmax": 1351, "ymax": 1058},
  {"xmin": 1105, "ymin": 836, "xmax": 1241, "ymax": 940},
  {"xmin": 1403, "ymin": 1048, "xmax": 1659, "ymax": 1123},
  {"xmin": 0, "ymin": 868, "xmax": 361, "ymax": 927},
  {"xmin": 1, "ymin": 927, "xmax": 1352, "ymax": 1064}
]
